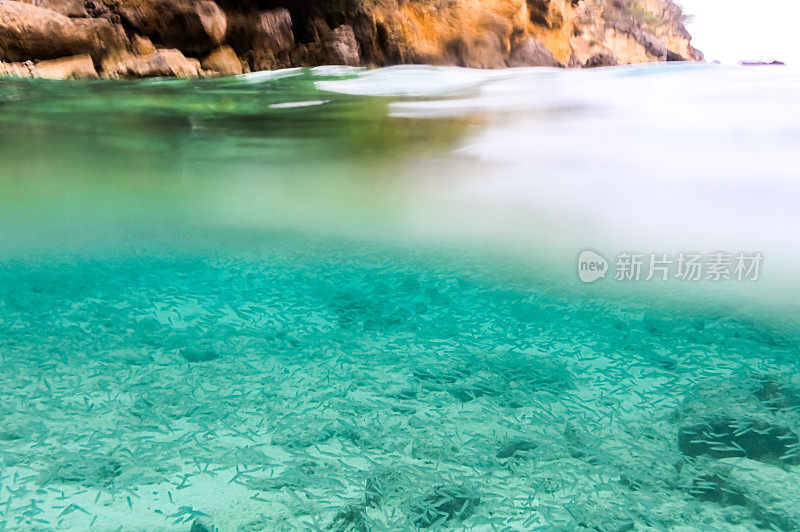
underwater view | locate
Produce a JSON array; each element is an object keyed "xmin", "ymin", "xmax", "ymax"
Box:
[{"xmin": 2, "ymin": 64, "xmax": 800, "ymax": 531}]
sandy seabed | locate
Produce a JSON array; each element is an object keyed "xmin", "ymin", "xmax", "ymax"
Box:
[{"xmin": 1, "ymin": 251, "xmax": 799, "ymax": 531}]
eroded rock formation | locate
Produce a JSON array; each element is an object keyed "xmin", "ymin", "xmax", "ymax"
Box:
[{"xmin": 0, "ymin": 0, "xmax": 702, "ymax": 78}]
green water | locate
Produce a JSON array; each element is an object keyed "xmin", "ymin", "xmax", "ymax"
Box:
[{"xmin": 1, "ymin": 66, "xmax": 799, "ymax": 530}]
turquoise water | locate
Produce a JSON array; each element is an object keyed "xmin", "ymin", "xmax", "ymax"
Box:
[{"xmin": 1, "ymin": 64, "xmax": 800, "ymax": 530}]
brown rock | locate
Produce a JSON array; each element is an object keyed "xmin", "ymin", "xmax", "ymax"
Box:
[
  {"xmin": 32, "ymin": 54, "xmax": 97, "ymax": 78},
  {"xmin": 507, "ymin": 37, "xmax": 563, "ymax": 67},
  {"xmin": 364, "ymin": 0, "xmax": 520, "ymax": 67},
  {"xmin": 289, "ymin": 43, "xmax": 321, "ymax": 69},
  {"xmin": 449, "ymin": 32, "xmax": 506, "ymax": 69},
  {"xmin": 254, "ymin": 9, "xmax": 294, "ymax": 53},
  {"xmin": 0, "ymin": 60, "xmax": 34, "ymax": 77},
  {"xmin": 351, "ymin": 12, "xmax": 382, "ymax": 64},
  {"xmin": 2, "ymin": 0, "xmax": 703, "ymax": 74},
  {"xmin": 583, "ymin": 53, "xmax": 618, "ymax": 68},
  {"xmin": 188, "ymin": 0, "xmax": 226, "ymax": 50},
  {"xmin": 228, "ymin": 8, "xmax": 295, "ymax": 71},
  {"xmin": 245, "ymin": 50, "xmax": 277, "ymax": 72},
  {"xmin": 202, "ymin": 45, "xmax": 242, "ymax": 76},
  {"xmin": 567, "ymin": 54, "xmax": 582, "ymax": 68},
  {"xmin": 20, "ymin": 0, "xmax": 88, "ymax": 18},
  {"xmin": 101, "ymin": 48, "xmax": 201, "ymax": 78},
  {"xmin": 326, "ymin": 25, "xmax": 360, "ymax": 66},
  {"xmin": 740, "ymin": 60, "xmax": 785, "ymax": 66},
  {"xmin": 132, "ymin": 35, "xmax": 156, "ymax": 55},
  {"xmin": 0, "ymin": 0, "xmax": 127, "ymax": 61},
  {"xmin": 688, "ymin": 45, "xmax": 704, "ymax": 62},
  {"xmin": 103, "ymin": 0, "xmax": 226, "ymax": 54},
  {"xmin": 665, "ymin": 49, "xmax": 685, "ymax": 62},
  {"xmin": 228, "ymin": 8, "xmax": 294, "ymax": 55},
  {"xmin": 611, "ymin": 20, "xmax": 668, "ymax": 60},
  {"xmin": 1, "ymin": 53, "xmax": 96, "ymax": 78}
]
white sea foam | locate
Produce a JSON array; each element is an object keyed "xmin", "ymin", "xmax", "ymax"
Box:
[
  {"xmin": 315, "ymin": 64, "xmax": 512, "ymax": 97},
  {"xmin": 240, "ymin": 67, "xmax": 304, "ymax": 83},
  {"xmin": 269, "ymin": 100, "xmax": 330, "ymax": 109}
]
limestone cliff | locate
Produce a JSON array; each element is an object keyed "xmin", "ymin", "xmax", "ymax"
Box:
[{"xmin": 0, "ymin": 0, "xmax": 702, "ymax": 78}]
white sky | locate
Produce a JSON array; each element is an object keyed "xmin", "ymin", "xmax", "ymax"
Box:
[{"xmin": 679, "ymin": 0, "xmax": 800, "ymax": 64}]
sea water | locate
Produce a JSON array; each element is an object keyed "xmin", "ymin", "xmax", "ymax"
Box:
[{"xmin": 1, "ymin": 63, "xmax": 799, "ymax": 530}]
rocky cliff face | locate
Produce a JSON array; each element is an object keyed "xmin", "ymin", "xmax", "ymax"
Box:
[{"xmin": 0, "ymin": 0, "xmax": 702, "ymax": 78}]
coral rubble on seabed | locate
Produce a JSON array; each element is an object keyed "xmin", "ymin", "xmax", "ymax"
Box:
[{"xmin": 0, "ymin": 250, "xmax": 798, "ymax": 530}]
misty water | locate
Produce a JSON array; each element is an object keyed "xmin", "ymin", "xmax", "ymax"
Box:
[{"xmin": 1, "ymin": 64, "xmax": 800, "ymax": 530}]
